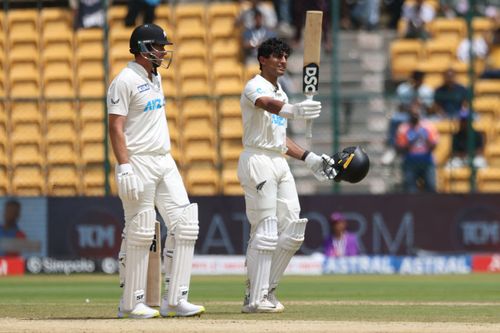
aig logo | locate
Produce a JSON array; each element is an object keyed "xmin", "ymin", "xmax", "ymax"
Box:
[
  {"xmin": 144, "ymin": 98, "xmax": 164, "ymax": 112},
  {"xmin": 303, "ymin": 63, "xmax": 319, "ymax": 94}
]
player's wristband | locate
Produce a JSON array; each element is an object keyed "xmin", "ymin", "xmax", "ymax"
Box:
[{"xmin": 301, "ymin": 150, "xmax": 310, "ymax": 161}]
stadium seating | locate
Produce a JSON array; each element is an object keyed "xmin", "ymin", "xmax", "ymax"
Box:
[{"xmin": 390, "ymin": 39, "xmax": 423, "ymax": 80}]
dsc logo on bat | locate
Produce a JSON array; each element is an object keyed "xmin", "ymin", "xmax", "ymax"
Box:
[{"xmin": 303, "ymin": 63, "xmax": 319, "ymax": 94}]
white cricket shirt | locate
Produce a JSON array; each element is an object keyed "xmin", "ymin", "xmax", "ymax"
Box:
[
  {"xmin": 240, "ymin": 74, "xmax": 288, "ymax": 153},
  {"xmin": 107, "ymin": 61, "xmax": 171, "ymax": 155}
]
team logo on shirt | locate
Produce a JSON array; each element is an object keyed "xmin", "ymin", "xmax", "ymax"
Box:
[
  {"xmin": 256, "ymin": 87, "xmax": 264, "ymax": 94},
  {"xmin": 144, "ymin": 98, "xmax": 164, "ymax": 112},
  {"xmin": 138, "ymin": 83, "xmax": 150, "ymax": 93},
  {"xmin": 271, "ymin": 114, "xmax": 286, "ymax": 126}
]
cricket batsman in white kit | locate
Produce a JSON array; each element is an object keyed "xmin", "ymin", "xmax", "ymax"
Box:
[
  {"xmin": 108, "ymin": 23, "xmax": 205, "ymax": 319},
  {"xmin": 238, "ymin": 38, "xmax": 369, "ymax": 313}
]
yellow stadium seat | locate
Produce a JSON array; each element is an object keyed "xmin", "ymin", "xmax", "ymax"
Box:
[
  {"xmin": 221, "ymin": 167, "xmax": 242, "ymax": 195},
  {"xmin": 9, "ymin": 68, "xmax": 40, "ymax": 98},
  {"xmin": 439, "ymin": 166, "xmax": 471, "ymax": 193},
  {"xmin": 82, "ymin": 163, "xmax": 106, "ymax": 196},
  {"xmin": 176, "ymin": 39, "xmax": 207, "ymax": 61},
  {"xmin": 184, "ymin": 141, "xmax": 218, "ymax": 167},
  {"xmin": 47, "ymin": 101, "xmax": 77, "ymax": 125},
  {"xmin": 81, "ymin": 141, "xmax": 104, "ymax": 165},
  {"xmin": 181, "ymin": 98, "xmax": 214, "ymax": 122},
  {"xmin": 475, "ymin": 80, "xmax": 500, "ymax": 97},
  {"xmin": 11, "ymin": 122, "xmax": 42, "ymax": 147},
  {"xmin": 47, "ymin": 121, "xmax": 78, "ymax": 144},
  {"xmin": 179, "ymin": 77, "xmax": 210, "ymax": 97},
  {"xmin": 81, "ymin": 121, "xmax": 105, "ymax": 144},
  {"xmin": 176, "ymin": 21, "xmax": 206, "ymax": 43},
  {"xmin": 165, "ymin": 98, "xmax": 179, "ymax": 126},
  {"xmin": 11, "ymin": 101, "xmax": 42, "ymax": 127},
  {"xmin": 208, "ymin": 2, "xmax": 239, "ymax": 22},
  {"xmin": 47, "ymin": 141, "xmax": 78, "ymax": 166},
  {"xmin": 220, "ymin": 139, "xmax": 242, "ymax": 166},
  {"xmin": 175, "ymin": 3, "xmax": 206, "ymax": 23},
  {"xmin": 211, "ymin": 37, "xmax": 240, "ymax": 61},
  {"xmin": 433, "ymin": 134, "xmax": 451, "ymax": 167},
  {"xmin": 472, "ymin": 17, "xmax": 494, "ymax": 35},
  {"xmin": 477, "ymin": 168, "xmax": 500, "ymax": 192},
  {"xmin": 390, "ymin": 39, "xmax": 423, "ymax": 80},
  {"xmin": 473, "ymin": 97, "xmax": 499, "ymax": 124},
  {"xmin": 219, "ymin": 96, "xmax": 241, "ymax": 118},
  {"xmin": 485, "ymin": 144, "xmax": 500, "ymax": 168},
  {"xmin": 429, "ymin": 18, "xmax": 466, "ymax": 42},
  {"xmin": 178, "ymin": 58, "xmax": 209, "ymax": 81},
  {"xmin": 185, "ymin": 167, "xmax": 219, "ymax": 195},
  {"xmin": 183, "ymin": 118, "xmax": 216, "ymax": 145},
  {"xmin": 489, "ymin": 46, "xmax": 500, "ymax": 68},
  {"xmin": 209, "ymin": 16, "xmax": 238, "ymax": 40},
  {"xmin": 0, "ymin": 165, "xmax": 9, "ymax": 195},
  {"xmin": 220, "ymin": 117, "xmax": 243, "ymax": 140},
  {"xmin": 424, "ymin": 39, "xmax": 457, "ymax": 66},
  {"xmin": 7, "ymin": 9, "xmax": 39, "ymax": 46},
  {"xmin": 12, "ymin": 165, "xmax": 45, "ymax": 196},
  {"xmin": 155, "ymin": 5, "xmax": 172, "ymax": 31},
  {"xmin": 47, "ymin": 164, "xmax": 80, "ymax": 196},
  {"xmin": 213, "ymin": 77, "xmax": 243, "ymax": 96},
  {"xmin": 80, "ymin": 100, "xmax": 105, "ymax": 124},
  {"xmin": 44, "ymin": 69, "xmax": 75, "ymax": 98},
  {"xmin": 41, "ymin": 8, "xmax": 73, "ymax": 33},
  {"xmin": 11, "ymin": 143, "xmax": 44, "ymax": 167},
  {"xmin": 162, "ymin": 71, "xmax": 177, "ymax": 98},
  {"xmin": 108, "ymin": 5, "xmax": 128, "ymax": 28}
]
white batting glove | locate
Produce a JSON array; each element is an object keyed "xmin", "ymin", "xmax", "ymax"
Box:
[
  {"xmin": 117, "ymin": 163, "xmax": 144, "ymax": 201},
  {"xmin": 304, "ymin": 152, "xmax": 332, "ymax": 182},
  {"xmin": 278, "ymin": 99, "xmax": 321, "ymax": 120}
]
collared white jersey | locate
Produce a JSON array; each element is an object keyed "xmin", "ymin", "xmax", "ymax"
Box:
[
  {"xmin": 107, "ymin": 61, "xmax": 171, "ymax": 155},
  {"xmin": 240, "ymin": 74, "xmax": 288, "ymax": 153}
]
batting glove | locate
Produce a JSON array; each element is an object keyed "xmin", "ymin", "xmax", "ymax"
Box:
[
  {"xmin": 117, "ymin": 163, "xmax": 144, "ymax": 201},
  {"xmin": 279, "ymin": 99, "xmax": 321, "ymax": 120},
  {"xmin": 304, "ymin": 152, "xmax": 337, "ymax": 182}
]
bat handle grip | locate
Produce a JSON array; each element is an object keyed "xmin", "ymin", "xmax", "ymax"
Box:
[{"xmin": 305, "ymin": 95, "xmax": 314, "ymax": 140}]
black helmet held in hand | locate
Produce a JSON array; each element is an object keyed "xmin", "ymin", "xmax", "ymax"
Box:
[{"xmin": 333, "ymin": 146, "xmax": 370, "ymax": 183}]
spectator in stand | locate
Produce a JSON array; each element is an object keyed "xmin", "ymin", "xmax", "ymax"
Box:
[
  {"xmin": 433, "ymin": 69, "xmax": 468, "ymax": 119},
  {"xmin": 323, "ymin": 212, "xmax": 359, "ymax": 258},
  {"xmin": 385, "ymin": 0, "xmax": 405, "ymax": 29},
  {"xmin": 292, "ymin": 0, "xmax": 332, "ymax": 52},
  {"xmin": 242, "ymin": 9, "xmax": 277, "ymax": 65},
  {"xmin": 382, "ymin": 71, "xmax": 434, "ymax": 164},
  {"xmin": 447, "ymin": 109, "xmax": 487, "ymax": 169},
  {"xmin": 401, "ymin": 0, "xmax": 435, "ymax": 39},
  {"xmin": 124, "ymin": 0, "xmax": 160, "ymax": 27},
  {"xmin": 272, "ymin": 0, "xmax": 294, "ymax": 39},
  {"xmin": 457, "ymin": 33, "xmax": 489, "ymax": 63},
  {"xmin": 236, "ymin": 0, "xmax": 278, "ymax": 30},
  {"xmin": 351, "ymin": 0, "xmax": 381, "ymax": 31},
  {"xmin": 70, "ymin": 0, "xmax": 107, "ymax": 29},
  {"xmin": 0, "ymin": 199, "xmax": 26, "ymax": 257},
  {"xmin": 396, "ymin": 100, "xmax": 439, "ymax": 193}
]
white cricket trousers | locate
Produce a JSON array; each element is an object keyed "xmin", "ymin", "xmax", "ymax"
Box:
[
  {"xmin": 117, "ymin": 153, "xmax": 190, "ymax": 228},
  {"xmin": 237, "ymin": 147, "xmax": 301, "ymax": 234}
]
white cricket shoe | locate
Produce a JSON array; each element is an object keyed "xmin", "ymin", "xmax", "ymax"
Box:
[
  {"xmin": 267, "ymin": 290, "xmax": 285, "ymax": 312},
  {"xmin": 117, "ymin": 302, "xmax": 160, "ymax": 319},
  {"xmin": 160, "ymin": 298, "xmax": 205, "ymax": 317},
  {"xmin": 241, "ymin": 295, "xmax": 279, "ymax": 313}
]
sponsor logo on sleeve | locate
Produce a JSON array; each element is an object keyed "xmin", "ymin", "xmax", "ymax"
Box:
[{"xmin": 138, "ymin": 83, "xmax": 150, "ymax": 93}]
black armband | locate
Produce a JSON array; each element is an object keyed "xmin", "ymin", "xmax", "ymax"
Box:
[{"xmin": 300, "ymin": 150, "xmax": 310, "ymax": 161}]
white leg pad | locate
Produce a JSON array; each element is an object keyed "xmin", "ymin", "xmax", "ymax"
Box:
[
  {"xmin": 118, "ymin": 231, "xmax": 126, "ymax": 288},
  {"xmin": 269, "ymin": 218, "xmax": 308, "ymax": 290},
  {"xmin": 247, "ymin": 216, "xmax": 278, "ymax": 308},
  {"xmin": 122, "ymin": 209, "xmax": 156, "ymax": 312},
  {"xmin": 167, "ymin": 203, "xmax": 199, "ymax": 306}
]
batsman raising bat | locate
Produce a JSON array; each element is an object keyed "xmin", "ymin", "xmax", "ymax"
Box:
[
  {"xmin": 238, "ymin": 38, "xmax": 369, "ymax": 313},
  {"xmin": 108, "ymin": 24, "xmax": 205, "ymax": 319}
]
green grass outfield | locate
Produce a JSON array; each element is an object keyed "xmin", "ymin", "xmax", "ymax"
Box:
[{"xmin": 0, "ymin": 274, "xmax": 499, "ymax": 322}]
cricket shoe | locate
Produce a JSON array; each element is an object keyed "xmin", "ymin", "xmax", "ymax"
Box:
[
  {"xmin": 267, "ymin": 289, "xmax": 285, "ymax": 312},
  {"xmin": 117, "ymin": 301, "xmax": 160, "ymax": 319},
  {"xmin": 241, "ymin": 294, "xmax": 279, "ymax": 313},
  {"xmin": 160, "ymin": 298, "xmax": 205, "ymax": 317}
]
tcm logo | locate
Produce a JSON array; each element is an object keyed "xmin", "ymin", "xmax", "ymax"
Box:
[
  {"xmin": 77, "ymin": 225, "xmax": 116, "ymax": 249},
  {"xmin": 144, "ymin": 98, "xmax": 164, "ymax": 112},
  {"xmin": 303, "ymin": 63, "xmax": 319, "ymax": 93}
]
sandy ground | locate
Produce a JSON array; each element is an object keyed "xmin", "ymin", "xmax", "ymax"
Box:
[{"xmin": 1, "ymin": 318, "xmax": 500, "ymax": 333}]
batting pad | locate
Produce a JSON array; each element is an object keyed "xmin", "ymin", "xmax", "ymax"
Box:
[
  {"xmin": 122, "ymin": 209, "xmax": 156, "ymax": 312},
  {"xmin": 247, "ymin": 216, "xmax": 278, "ymax": 307},
  {"xmin": 167, "ymin": 203, "xmax": 199, "ymax": 306},
  {"xmin": 269, "ymin": 218, "xmax": 308, "ymax": 290},
  {"xmin": 162, "ymin": 230, "xmax": 175, "ymax": 295}
]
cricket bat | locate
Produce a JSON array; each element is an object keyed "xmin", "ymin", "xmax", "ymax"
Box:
[
  {"xmin": 303, "ymin": 10, "xmax": 323, "ymax": 140},
  {"xmin": 146, "ymin": 221, "xmax": 161, "ymax": 307}
]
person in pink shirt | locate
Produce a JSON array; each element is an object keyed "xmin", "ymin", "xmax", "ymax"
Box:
[
  {"xmin": 323, "ymin": 212, "xmax": 359, "ymax": 257},
  {"xmin": 396, "ymin": 99, "xmax": 439, "ymax": 193}
]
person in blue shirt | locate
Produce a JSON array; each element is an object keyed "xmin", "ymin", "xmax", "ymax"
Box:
[
  {"xmin": 434, "ymin": 69, "xmax": 468, "ymax": 119},
  {"xmin": 0, "ymin": 199, "xmax": 25, "ymax": 257}
]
